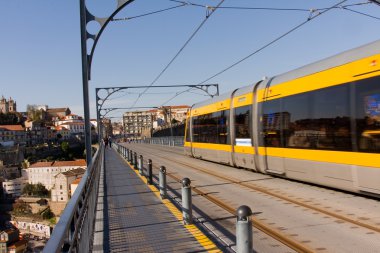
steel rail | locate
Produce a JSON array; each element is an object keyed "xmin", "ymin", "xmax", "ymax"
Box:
[
  {"xmin": 43, "ymin": 145, "xmax": 104, "ymax": 253},
  {"xmin": 119, "ymin": 144, "xmax": 313, "ymax": 253},
  {"xmin": 165, "ymin": 170, "xmax": 314, "ymax": 253}
]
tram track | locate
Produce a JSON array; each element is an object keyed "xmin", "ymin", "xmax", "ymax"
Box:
[
  {"xmin": 131, "ymin": 144, "xmax": 380, "ymax": 235},
  {"xmin": 121, "ymin": 143, "xmax": 380, "ymax": 253},
  {"xmin": 125, "ymin": 145, "xmax": 312, "ymax": 252},
  {"xmin": 153, "ymin": 163, "xmax": 313, "ymax": 253}
]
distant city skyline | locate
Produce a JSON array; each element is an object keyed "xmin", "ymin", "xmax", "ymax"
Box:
[{"xmin": 1, "ymin": 0, "xmax": 379, "ymax": 121}]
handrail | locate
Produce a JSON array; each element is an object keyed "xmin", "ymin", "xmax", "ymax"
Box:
[
  {"xmin": 139, "ymin": 136, "xmax": 184, "ymax": 147},
  {"xmin": 43, "ymin": 144, "xmax": 104, "ymax": 253}
]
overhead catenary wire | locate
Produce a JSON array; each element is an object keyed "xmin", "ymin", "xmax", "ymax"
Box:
[
  {"xmin": 342, "ymin": 6, "xmax": 380, "ymax": 20},
  {"xmin": 130, "ymin": 0, "xmax": 226, "ymax": 108},
  {"xmin": 159, "ymin": 0, "xmax": 353, "ymax": 105},
  {"xmin": 111, "ymin": 3, "xmax": 187, "ymax": 21},
  {"xmin": 169, "ymin": 0, "xmax": 370, "ymax": 12},
  {"xmin": 160, "ymin": 87, "xmax": 195, "ymax": 106},
  {"xmin": 195, "ymin": 0, "xmax": 349, "ymax": 86}
]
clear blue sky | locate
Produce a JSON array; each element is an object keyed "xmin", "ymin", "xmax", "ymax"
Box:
[{"xmin": 1, "ymin": 0, "xmax": 379, "ymax": 120}]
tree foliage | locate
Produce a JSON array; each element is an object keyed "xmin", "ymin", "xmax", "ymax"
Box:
[
  {"xmin": 12, "ymin": 199, "xmax": 32, "ymax": 214},
  {"xmin": 41, "ymin": 207, "xmax": 54, "ymax": 219},
  {"xmin": 61, "ymin": 141, "xmax": 70, "ymax": 154},
  {"xmin": 22, "ymin": 183, "xmax": 49, "ymax": 197},
  {"xmin": 0, "ymin": 112, "xmax": 21, "ymax": 125},
  {"xmin": 26, "ymin": 104, "xmax": 43, "ymax": 122}
]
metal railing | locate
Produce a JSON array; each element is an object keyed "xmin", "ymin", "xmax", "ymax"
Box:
[
  {"xmin": 43, "ymin": 145, "xmax": 104, "ymax": 253},
  {"xmin": 138, "ymin": 136, "xmax": 184, "ymax": 147}
]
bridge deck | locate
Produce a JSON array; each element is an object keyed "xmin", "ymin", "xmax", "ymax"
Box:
[{"xmin": 92, "ymin": 147, "xmax": 219, "ymax": 252}]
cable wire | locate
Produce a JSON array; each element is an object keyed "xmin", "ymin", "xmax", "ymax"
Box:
[
  {"xmin": 169, "ymin": 0, "xmax": 370, "ymax": 12},
  {"xmin": 160, "ymin": 87, "xmax": 195, "ymax": 106},
  {"xmin": 111, "ymin": 3, "xmax": 186, "ymax": 21},
  {"xmin": 130, "ymin": 0, "xmax": 226, "ymax": 107},
  {"xmin": 195, "ymin": 0, "xmax": 349, "ymax": 86},
  {"xmin": 343, "ymin": 6, "xmax": 380, "ymax": 20}
]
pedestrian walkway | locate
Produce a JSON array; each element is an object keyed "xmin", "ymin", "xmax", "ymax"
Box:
[{"xmin": 92, "ymin": 147, "xmax": 220, "ymax": 252}]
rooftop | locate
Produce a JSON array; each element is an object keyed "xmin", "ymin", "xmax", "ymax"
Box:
[
  {"xmin": 61, "ymin": 168, "xmax": 86, "ymax": 177},
  {"xmin": 8, "ymin": 239, "xmax": 27, "ymax": 248},
  {"xmin": 0, "ymin": 125, "xmax": 24, "ymax": 131},
  {"xmin": 71, "ymin": 177, "xmax": 82, "ymax": 185},
  {"xmin": 30, "ymin": 160, "xmax": 87, "ymax": 168}
]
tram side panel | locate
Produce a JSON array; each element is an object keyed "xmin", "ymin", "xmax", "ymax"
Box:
[
  {"xmin": 259, "ymin": 53, "xmax": 380, "ymax": 194},
  {"xmin": 231, "ymin": 86, "xmax": 256, "ymax": 171}
]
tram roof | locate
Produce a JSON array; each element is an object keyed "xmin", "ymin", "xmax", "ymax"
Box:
[
  {"xmin": 191, "ymin": 39, "xmax": 380, "ymax": 108},
  {"xmin": 270, "ymin": 39, "xmax": 380, "ymax": 87}
]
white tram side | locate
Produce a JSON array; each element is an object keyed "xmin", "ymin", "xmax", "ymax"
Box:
[{"xmin": 184, "ymin": 39, "xmax": 380, "ymax": 196}]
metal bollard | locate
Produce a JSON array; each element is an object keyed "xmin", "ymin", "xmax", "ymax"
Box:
[
  {"xmin": 138, "ymin": 155, "xmax": 144, "ymax": 176},
  {"xmin": 181, "ymin": 178, "xmax": 192, "ymax": 225},
  {"xmin": 159, "ymin": 166, "xmax": 167, "ymax": 199},
  {"xmin": 147, "ymin": 159, "xmax": 153, "ymax": 185},
  {"xmin": 134, "ymin": 152, "xmax": 138, "ymax": 169},
  {"xmin": 236, "ymin": 205, "xmax": 253, "ymax": 253},
  {"xmin": 129, "ymin": 150, "xmax": 132, "ymax": 162}
]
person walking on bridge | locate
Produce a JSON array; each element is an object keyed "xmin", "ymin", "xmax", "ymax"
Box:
[{"xmin": 108, "ymin": 136, "xmax": 112, "ymax": 148}]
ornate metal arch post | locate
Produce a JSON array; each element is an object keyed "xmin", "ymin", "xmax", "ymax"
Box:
[
  {"xmin": 79, "ymin": 0, "xmax": 135, "ymax": 165},
  {"xmin": 79, "ymin": 0, "xmax": 91, "ymax": 165}
]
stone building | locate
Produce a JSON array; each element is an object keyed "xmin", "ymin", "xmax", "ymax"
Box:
[
  {"xmin": 51, "ymin": 168, "xmax": 85, "ymax": 202},
  {"xmin": 0, "ymin": 125, "xmax": 26, "ymax": 146},
  {"xmin": 26, "ymin": 160, "xmax": 87, "ymax": 190},
  {"xmin": 0, "ymin": 97, "xmax": 16, "ymax": 113},
  {"xmin": 123, "ymin": 111, "xmax": 153, "ymax": 137}
]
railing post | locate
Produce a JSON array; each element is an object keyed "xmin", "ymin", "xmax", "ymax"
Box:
[
  {"xmin": 159, "ymin": 166, "xmax": 167, "ymax": 199},
  {"xmin": 147, "ymin": 159, "xmax": 153, "ymax": 185},
  {"xmin": 138, "ymin": 155, "xmax": 144, "ymax": 176},
  {"xmin": 133, "ymin": 152, "xmax": 137, "ymax": 169},
  {"xmin": 129, "ymin": 150, "xmax": 132, "ymax": 162},
  {"xmin": 181, "ymin": 178, "xmax": 192, "ymax": 225},
  {"xmin": 236, "ymin": 205, "xmax": 253, "ymax": 253}
]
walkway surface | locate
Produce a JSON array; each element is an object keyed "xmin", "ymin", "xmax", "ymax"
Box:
[{"xmin": 92, "ymin": 147, "xmax": 219, "ymax": 252}]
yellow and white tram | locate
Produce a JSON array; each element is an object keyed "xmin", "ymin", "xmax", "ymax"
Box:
[{"xmin": 184, "ymin": 39, "xmax": 380, "ymax": 196}]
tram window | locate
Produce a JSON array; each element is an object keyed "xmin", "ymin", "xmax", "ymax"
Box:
[
  {"xmin": 217, "ymin": 110, "xmax": 230, "ymax": 144},
  {"xmin": 192, "ymin": 110, "xmax": 229, "ymax": 144},
  {"xmin": 262, "ymin": 99, "xmax": 282, "ymax": 147},
  {"xmin": 311, "ymin": 85, "xmax": 351, "ymax": 151},
  {"xmin": 282, "ymin": 85, "xmax": 351, "ymax": 151},
  {"xmin": 235, "ymin": 105, "xmax": 251, "ymax": 145},
  {"xmin": 185, "ymin": 118, "xmax": 191, "ymax": 142},
  {"xmin": 283, "ymin": 93, "xmax": 311, "ymax": 149},
  {"xmin": 355, "ymin": 76, "xmax": 380, "ymax": 153}
]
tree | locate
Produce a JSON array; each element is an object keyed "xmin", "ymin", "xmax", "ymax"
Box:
[
  {"xmin": 34, "ymin": 183, "xmax": 49, "ymax": 197},
  {"xmin": 22, "ymin": 183, "xmax": 49, "ymax": 197},
  {"xmin": 12, "ymin": 199, "xmax": 31, "ymax": 214},
  {"xmin": 22, "ymin": 183, "xmax": 35, "ymax": 196},
  {"xmin": 26, "ymin": 104, "xmax": 43, "ymax": 121},
  {"xmin": 21, "ymin": 159, "xmax": 30, "ymax": 169},
  {"xmin": 61, "ymin": 141, "xmax": 70, "ymax": 154},
  {"xmin": 0, "ymin": 112, "xmax": 21, "ymax": 125},
  {"xmin": 41, "ymin": 207, "xmax": 54, "ymax": 219}
]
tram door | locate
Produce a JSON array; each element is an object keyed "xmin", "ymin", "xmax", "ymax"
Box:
[{"xmin": 262, "ymin": 98, "xmax": 285, "ymax": 175}]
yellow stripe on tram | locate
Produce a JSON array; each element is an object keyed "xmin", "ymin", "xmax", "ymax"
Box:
[{"xmin": 261, "ymin": 147, "xmax": 380, "ymax": 168}]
